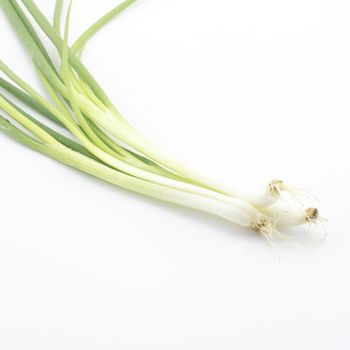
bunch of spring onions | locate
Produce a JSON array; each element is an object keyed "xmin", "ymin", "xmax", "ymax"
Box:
[{"xmin": 0, "ymin": 0, "xmax": 323, "ymax": 242}]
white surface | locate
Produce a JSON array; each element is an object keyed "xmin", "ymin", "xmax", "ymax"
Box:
[{"xmin": 0, "ymin": 0, "xmax": 349, "ymax": 349}]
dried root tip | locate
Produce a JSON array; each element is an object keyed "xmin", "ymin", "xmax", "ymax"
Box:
[
  {"xmin": 267, "ymin": 179, "xmax": 319, "ymax": 209},
  {"xmin": 251, "ymin": 216, "xmax": 270, "ymax": 232},
  {"xmin": 251, "ymin": 216, "xmax": 275, "ymax": 239},
  {"xmin": 302, "ymin": 207, "xmax": 328, "ymax": 241},
  {"xmin": 268, "ymin": 179, "xmax": 283, "ymax": 197},
  {"xmin": 304, "ymin": 207, "xmax": 327, "ymax": 237},
  {"xmin": 304, "ymin": 207, "xmax": 319, "ymax": 223},
  {"xmin": 251, "ymin": 215, "xmax": 293, "ymax": 243}
]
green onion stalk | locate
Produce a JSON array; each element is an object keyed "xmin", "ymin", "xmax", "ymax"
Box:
[{"xmin": 0, "ymin": 0, "xmax": 322, "ymax": 241}]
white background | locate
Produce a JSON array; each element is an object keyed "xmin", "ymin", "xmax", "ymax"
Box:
[{"xmin": 0, "ymin": 0, "xmax": 349, "ymax": 349}]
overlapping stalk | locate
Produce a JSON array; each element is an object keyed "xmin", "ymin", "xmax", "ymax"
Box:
[{"xmin": 0, "ymin": 0, "xmax": 323, "ymax": 241}]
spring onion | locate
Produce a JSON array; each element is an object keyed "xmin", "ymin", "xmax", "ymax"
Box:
[{"xmin": 0, "ymin": 0, "xmax": 323, "ymax": 241}]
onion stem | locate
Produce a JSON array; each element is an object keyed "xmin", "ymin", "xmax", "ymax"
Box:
[{"xmin": 0, "ymin": 0, "xmax": 322, "ymax": 240}]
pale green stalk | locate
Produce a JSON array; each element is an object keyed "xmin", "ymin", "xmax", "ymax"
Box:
[
  {"xmin": 76, "ymin": 76, "xmax": 106, "ymax": 111},
  {"xmin": 21, "ymin": 0, "xmax": 114, "ymax": 107},
  {"xmin": 1, "ymin": 67, "xmax": 181, "ymax": 179},
  {"xmin": 4, "ymin": 0, "xmax": 63, "ymax": 91},
  {"xmin": 0, "ymin": 93, "xmax": 97, "ymax": 158},
  {"xmin": 6, "ymin": 0, "xmax": 57, "ymax": 73},
  {"xmin": 16, "ymin": 0, "xmax": 239, "ymax": 195},
  {"xmin": 1, "ymin": 61, "xmax": 247, "ymax": 208},
  {"xmin": 61, "ymin": 2, "xmax": 118, "ymax": 156},
  {"xmin": 4, "ymin": 0, "xmax": 242, "ymax": 201},
  {"xmin": 1, "ymin": 1, "xmax": 189, "ymax": 185},
  {"xmin": 0, "ymin": 115, "xmax": 253, "ymax": 227},
  {"xmin": 53, "ymin": 0, "xmax": 64, "ymax": 34},
  {"xmin": 60, "ymin": 9, "xmax": 182, "ymax": 179},
  {"xmin": 0, "ymin": 95, "xmax": 59, "ymax": 145},
  {"xmin": 0, "ymin": 77, "xmax": 62, "ymax": 125},
  {"xmin": 72, "ymin": 0, "xmax": 137, "ymax": 53}
]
